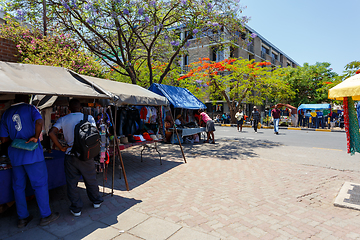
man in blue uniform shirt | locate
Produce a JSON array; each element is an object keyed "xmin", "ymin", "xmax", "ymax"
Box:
[{"xmin": 0, "ymin": 95, "xmax": 59, "ymax": 228}]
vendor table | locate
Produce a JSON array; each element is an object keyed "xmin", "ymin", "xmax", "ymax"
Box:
[
  {"xmin": 169, "ymin": 127, "xmax": 206, "ymax": 137},
  {"xmin": 0, "ymin": 150, "xmax": 66, "ymax": 205},
  {"xmin": 110, "ymin": 140, "xmax": 162, "ymax": 164},
  {"xmin": 181, "ymin": 127, "xmax": 206, "ymax": 137}
]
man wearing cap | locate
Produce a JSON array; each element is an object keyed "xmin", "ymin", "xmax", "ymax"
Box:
[
  {"xmin": 251, "ymin": 106, "xmax": 260, "ymax": 133},
  {"xmin": 271, "ymin": 104, "xmax": 281, "ymax": 135}
]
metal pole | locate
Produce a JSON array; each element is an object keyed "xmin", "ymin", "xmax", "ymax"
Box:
[
  {"xmin": 108, "ymin": 106, "xmax": 130, "ymax": 191},
  {"xmin": 112, "ymin": 107, "xmax": 116, "ymax": 195},
  {"xmin": 167, "ymin": 106, "xmax": 187, "ymax": 163}
]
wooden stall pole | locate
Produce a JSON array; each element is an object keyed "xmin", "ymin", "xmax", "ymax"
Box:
[
  {"xmin": 108, "ymin": 106, "xmax": 130, "ymax": 191},
  {"xmin": 166, "ymin": 106, "xmax": 187, "ymax": 163}
]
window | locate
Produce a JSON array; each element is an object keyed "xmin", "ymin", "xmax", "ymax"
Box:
[
  {"xmin": 271, "ymin": 52, "xmax": 278, "ymax": 60},
  {"xmin": 210, "ymin": 46, "xmax": 225, "ymax": 62},
  {"xmin": 183, "ymin": 55, "xmax": 189, "ymax": 66},
  {"xmin": 241, "ymin": 32, "xmax": 246, "ymax": 40},
  {"xmin": 185, "ymin": 31, "xmax": 193, "ymax": 40},
  {"xmin": 261, "ymin": 46, "xmax": 269, "ymax": 55},
  {"xmin": 230, "ymin": 46, "xmax": 238, "ymax": 58}
]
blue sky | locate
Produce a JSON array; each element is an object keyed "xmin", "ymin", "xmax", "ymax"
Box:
[{"xmin": 241, "ymin": 0, "xmax": 360, "ymax": 75}]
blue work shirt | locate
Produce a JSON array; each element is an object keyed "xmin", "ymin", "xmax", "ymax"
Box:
[{"xmin": 0, "ymin": 103, "xmax": 44, "ymax": 166}]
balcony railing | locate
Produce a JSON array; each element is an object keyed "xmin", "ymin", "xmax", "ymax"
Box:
[
  {"xmin": 187, "ymin": 32, "xmax": 237, "ymax": 48},
  {"xmin": 247, "ymin": 44, "xmax": 254, "ymax": 53},
  {"xmin": 261, "ymin": 51, "xmax": 266, "ymax": 59}
]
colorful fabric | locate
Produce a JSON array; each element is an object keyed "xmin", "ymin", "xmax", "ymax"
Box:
[
  {"xmin": 344, "ymin": 97, "xmax": 360, "ymax": 155},
  {"xmin": 200, "ymin": 112, "xmax": 212, "ymax": 123}
]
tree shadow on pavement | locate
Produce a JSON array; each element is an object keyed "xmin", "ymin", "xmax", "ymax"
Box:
[
  {"xmin": 0, "ymin": 184, "xmax": 141, "ymax": 240},
  {"xmin": 100, "ymin": 137, "xmax": 282, "ymax": 191},
  {"xmin": 102, "ymin": 148, "xmax": 184, "ymax": 191},
  {"xmin": 159, "ymin": 137, "xmax": 283, "ymax": 161}
]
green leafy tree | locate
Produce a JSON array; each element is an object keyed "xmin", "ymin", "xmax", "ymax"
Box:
[
  {"xmin": 0, "ymin": 16, "xmax": 106, "ymax": 77},
  {"xmin": 278, "ymin": 62, "xmax": 340, "ymax": 107},
  {"xmin": 1, "ymin": 0, "xmax": 251, "ymax": 85},
  {"xmin": 109, "ymin": 60, "xmax": 182, "ymax": 88},
  {"xmin": 343, "ymin": 61, "xmax": 360, "ymax": 79},
  {"xmin": 178, "ymin": 58, "xmax": 293, "ymax": 123}
]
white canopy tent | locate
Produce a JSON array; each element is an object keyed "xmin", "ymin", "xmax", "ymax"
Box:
[
  {"xmin": 0, "ymin": 61, "xmax": 108, "ymax": 99},
  {"xmin": 80, "ymin": 75, "xmax": 168, "ymax": 106}
]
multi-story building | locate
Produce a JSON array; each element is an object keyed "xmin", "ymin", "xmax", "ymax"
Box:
[{"xmin": 179, "ymin": 25, "xmax": 299, "ymax": 119}]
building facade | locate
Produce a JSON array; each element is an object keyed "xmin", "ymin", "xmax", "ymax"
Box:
[{"xmin": 179, "ymin": 25, "xmax": 299, "ymax": 119}]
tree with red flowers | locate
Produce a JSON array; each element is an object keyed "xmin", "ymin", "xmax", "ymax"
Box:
[{"xmin": 178, "ymin": 58, "xmax": 293, "ymax": 123}]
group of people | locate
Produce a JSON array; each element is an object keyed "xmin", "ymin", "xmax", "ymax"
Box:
[
  {"xmin": 233, "ymin": 104, "xmax": 281, "ymax": 134},
  {"xmin": 214, "ymin": 113, "xmax": 231, "ymax": 124},
  {"xmin": 0, "ymin": 96, "xmax": 103, "ymax": 228}
]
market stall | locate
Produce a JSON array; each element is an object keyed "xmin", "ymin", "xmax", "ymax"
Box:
[
  {"xmin": 297, "ymin": 103, "xmax": 331, "ymax": 129},
  {"xmin": 328, "ymin": 73, "xmax": 360, "ymax": 154},
  {"xmin": 148, "ymin": 83, "xmax": 207, "ymax": 144},
  {"xmin": 0, "ymin": 61, "xmax": 109, "ymax": 205},
  {"xmin": 80, "ymin": 76, "xmax": 188, "ymax": 191}
]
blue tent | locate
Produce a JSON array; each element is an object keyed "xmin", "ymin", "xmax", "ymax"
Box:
[
  {"xmin": 297, "ymin": 104, "xmax": 331, "ymax": 111},
  {"xmin": 148, "ymin": 83, "xmax": 206, "ymax": 109}
]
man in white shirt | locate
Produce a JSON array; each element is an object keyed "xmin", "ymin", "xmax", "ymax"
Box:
[
  {"xmin": 49, "ymin": 99, "xmax": 103, "ymax": 217},
  {"xmin": 235, "ymin": 109, "xmax": 244, "ymax": 132}
]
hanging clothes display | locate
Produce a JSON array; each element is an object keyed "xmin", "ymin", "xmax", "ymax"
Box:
[{"xmin": 343, "ymin": 97, "xmax": 360, "ymax": 155}]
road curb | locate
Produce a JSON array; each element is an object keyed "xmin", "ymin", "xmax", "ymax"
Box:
[{"xmin": 215, "ymin": 123, "xmax": 345, "ymax": 133}]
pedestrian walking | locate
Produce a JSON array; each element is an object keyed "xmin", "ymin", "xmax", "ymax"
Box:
[
  {"xmin": 0, "ymin": 95, "xmax": 59, "ymax": 228},
  {"xmin": 271, "ymin": 104, "xmax": 281, "ymax": 135},
  {"xmin": 198, "ymin": 109, "xmax": 216, "ymax": 144},
  {"xmin": 49, "ymin": 98, "xmax": 103, "ymax": 217},
  {"xmin": 251, "ymin": 106, "xmax": 260, "ymax": 133},
  {"xmin": 235, "ymin": 109, "xmax": 244, "ymax": 132}
]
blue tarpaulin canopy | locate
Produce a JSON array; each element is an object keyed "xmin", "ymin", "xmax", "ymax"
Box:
[
  {"xmin": 148, "ymin": 83, "xmax": 206, "ymax": 109},
  {"xmin": 297, "ymin": 104, "xmax": 331, "ymax": 111}
]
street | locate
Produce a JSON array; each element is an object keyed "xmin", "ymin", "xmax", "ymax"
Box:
[{"xmin": 216, "ymin": 126, "xmax": 360, "ymax": 172}]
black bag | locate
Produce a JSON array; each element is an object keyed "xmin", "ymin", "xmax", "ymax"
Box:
[{"xmin": 71, "ymin": 114, "xmax": 100, "ymax": 161}]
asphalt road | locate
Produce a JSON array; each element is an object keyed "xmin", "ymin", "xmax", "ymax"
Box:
[{"xmin": 215, "ymin": 126, "xmax": 360, "ymax": 172}]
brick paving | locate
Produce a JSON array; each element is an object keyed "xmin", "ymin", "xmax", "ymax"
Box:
[{"xmin": 2, "ymin": 139, "xmax": 360, "ymax": 239}]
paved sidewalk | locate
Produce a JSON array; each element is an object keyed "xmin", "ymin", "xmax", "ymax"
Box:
[{"xmin": 2, "ymin": 140, "xmax": 360, "ymax": 239}]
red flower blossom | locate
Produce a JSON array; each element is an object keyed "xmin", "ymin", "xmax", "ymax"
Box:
[{"xmin": 356, "ymin": 69, "xmax": 360, "ymax": 74}]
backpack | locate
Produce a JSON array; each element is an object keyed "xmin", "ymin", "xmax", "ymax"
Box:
[{"xmin": 71, "ymin": 114, "xmax": 100, "ymax": 161}]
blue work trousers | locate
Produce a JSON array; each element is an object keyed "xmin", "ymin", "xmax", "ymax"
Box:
[{"xmin": 12, "ymin": 161, "xmax": 51, "ymax": 219}]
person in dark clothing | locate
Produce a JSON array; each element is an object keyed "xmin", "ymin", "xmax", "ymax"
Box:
[
  {"xmin": 271, "ymin": 104, "xmax": 281, "ymax": 135},
  {"xmin": 251, "ymin": 106, "xmax": 261, "ymax": 133},
  {"xmin": 49, "ymin": 99, "xmax": 103, "ymax": 217}
]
